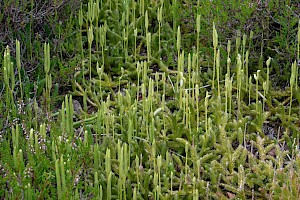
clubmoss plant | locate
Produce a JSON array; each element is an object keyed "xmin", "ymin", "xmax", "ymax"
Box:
[
  {"xmin": 241, "ymin": 34, "xmax": 247, "ymax": 70},
  {"xmin": 216, "ymin": 49, "xmax": 220, "ymax": 97},
  {"xmin": 94, "ymin": 1, "xmax": 100, "ymax": 52},
  {"xmin": 146, "ymin": 32, "xmax": 151, "ymax": 63},
  {"xmin": 55, "ymin": 159, "xmax": 63, "ymax": 200},
  {"xmin": 248, "ymin": 75, "xmax": 252, "ymax": 106},
  {"xmin": 289, "ymin": 60, "xmax": 297, "ymax": 117},
  {"xmin": 44, "ymin": 43, "xmax": 51, "ymax": 111},
  {"xmin": 1, "ymin": 1, "xmax": 300, "ymax": 199},
  {"xmin": 157, "ymin": 6, "xmax": 162, "ymax": 56},
  {"xmin": 235, "ymin": 30, "xmax": 241, "ymax": 58},
  {"xmin": 88, "ymin": 26, "xmax": 94, "ymax": 80},
  {"xmin": 196, "ymin": 14, "xmax": 201, "ymax": 70},
  {"xmin": 254, "ymin": 70, "xmax": 260, "ymax": 113},
  {"xmin": 145, "ymin": 10, "xmax": 149, "ymax": 35},
  {"xmin": 297, "ymin": 19, "xmax": 300, "ymax": 91},
  {"xmin": 225, "ymin": 73, "xmax": 232, "ymax": 116},
  {"xmin": 236, "ymin": 54, "xmax": 243, "ymax": 119},
  {"xmin": 60, "ymin": 95, "xmax": 74, "ymax": 137},
  {"xmin": 78, "ymin": 4, "xmax": 84, "ymax": 59},
  {"xmin": 16, "ymin": 40, "xmax": 23, "ymax": 99},
  {"xmin": 212, "ymin": 22, "xmax": 218, "ymax": 90},
  {"xmin": 205, "ymin": 91, "xmax": 210, "ymax": 134},
  {"xmin": 3, "ymin": 46, "xmax": 16, "ymax": 114},
  {"xmin": 107, "ymin": 171, "xmax": 112, "ymax": 200},
  {"xmin": 177, "ymin": 26, "xmax": 181, "ymax": 60},
  {"xmin": 245, "ymin": 50, "xmax": 249, "ymax": 91}
]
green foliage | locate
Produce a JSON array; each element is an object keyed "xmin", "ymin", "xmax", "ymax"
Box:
[{"xmin": 0, "ymin": 0, "xmax": 300, "ymax": 199}]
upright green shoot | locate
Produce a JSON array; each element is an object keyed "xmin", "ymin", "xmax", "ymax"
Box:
[
  {"xmin": 88, "ymin": 26, "xmax": 94, "ymax": 80},
  {"xmin": 177, "ymin": 26, "xmax": 181, "ymax": 59},
  {"xmin": 216, "ymin": 49, "xmax": 220, "ymax": 97},
  {"xmin": 290, "ymin": 61, "xmax": 297, "ymax": 117},
  {"xmin": 254, "ymin": 70, "xmax": 260, "ymax": 113},
  {"xmin": 44, "ymin": 43, "xmax": 52, "ymax": 111},
  {"xmin": 3, "ymin": 46, "xmax": 16, "ymax": 114},
  {"xmin": 205, "ymin": 91, "xmax": 210, "ymax": 134},
  {"xmin": 266, "ymin": 57, "xmax": 271, "ymax": 95},
  {"xmin": 157, "ymin": 5, "xmax": 163, "ymax": 56},
  {"xmin": 79, "ymin": 4, "xmax": 84, "ymax": 59},
  {"xmin": 146, "ymin": 32, "xmax": 151, "ymax": 63},
  {"xmin": 235, "ymin": 30, "xmax": 241, "ymax": 57},
  {"xmin": 55, "ymin": 159, "xmax": 62, "ymax": 200},
  {"xmin": 212, "ymin": 23, "xmax": 218, "ymax": 89},
  {"xmin": 196, "ymin": 14, "xmax": 201, "ymax": 71},
  {"xmin": 236, "ymin": 54, "xmax": 242, "ymax": 119},
  {"xmin": 16, "ymin": 40, "xmax": 23, "ymax": 99},
  {"xmin": 296, "ymin": 19, "xmax": 300, "ymax": 91},
  {"xmin": 227, "ymin": 40, "xmax": 231, "ymax": 77},
  {"xmin": 241, "ymin": 34, "xmax": 247, "ymax": 70}
]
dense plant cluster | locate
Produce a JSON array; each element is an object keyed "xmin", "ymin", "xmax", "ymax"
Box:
[{"xmin": 0, "ymin": 0, "xmax": 300, "ymax": 199}]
